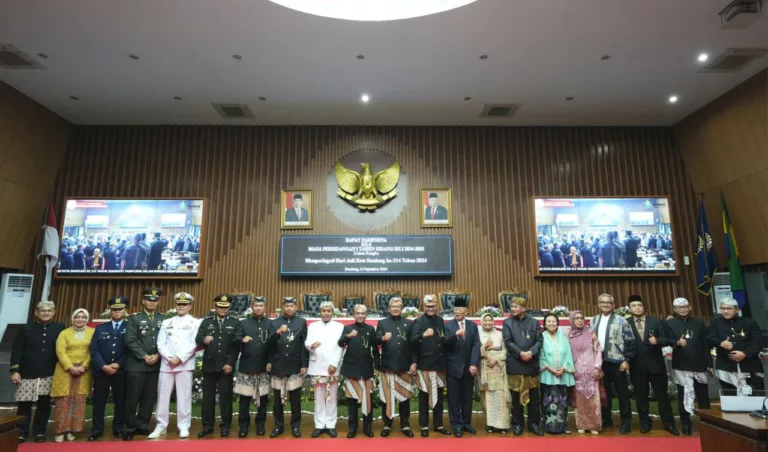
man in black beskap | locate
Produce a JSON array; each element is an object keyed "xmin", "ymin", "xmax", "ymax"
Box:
[
  {"xmin": 269, "ymin": 297, "xmax": 308, "ymax": 438},
  {"xmin": 234, "ymin": 296, "xmax": 276, "ymax": 437},
  {"xmin": 627, "ymin": 294, "xmax": 679, "ymax": 436},
  {"xmin": 666, "ymin": 297, "xmax": 711, "ymax": 436},
  {"xmin": 708, "ymin": 297, "xmax": 765, "ymax": 392},
  {"xmin": 375, "ymin": 297, "xmax": 417, "ymax": 438},
  {"xmin": 338, "ymin": 304, "xmax": 379, "ymax": 438},
  {"xmin": 410, "ymin": 294, "xmax": 451, "ymax": 437}
]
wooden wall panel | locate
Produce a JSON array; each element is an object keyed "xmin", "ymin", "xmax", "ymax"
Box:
[
  {"xmin": 674, "ymin": 69, "xmax": 768, "ymax": 266},
  {"xmin": 0, "ymin": 81, "xmax": 71, "ymax": 270},
  {"xmin": 48, "ymin": 125, "xmax": 702, "ymax": 321}
]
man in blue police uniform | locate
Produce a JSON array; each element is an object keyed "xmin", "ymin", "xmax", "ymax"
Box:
[{"xmin": 88, "ymin": 296, "xmax": 129, "ymax": 441}]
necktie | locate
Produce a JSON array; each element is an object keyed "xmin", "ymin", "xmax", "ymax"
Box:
[
  {"xmin": 296, "ymin": 209, "xmax": 301, "ymax": 220},
  {"xmin": 460, "ymin": 321, "xmax": 465, "ymax": 340},
  {"xmin": 637, "ymin": 319, "xmax": 645, "ymax": 338},
  {"xmin": 218, "ymin": 318, "xmax": 223, "ymax": 330},
  {"xmin": 431, "ymin": 207, "xmax": 436, "ymax": 219},
  {"xmin": 113, "ymin": 322, "xmax": 118, "ymax": 335}
]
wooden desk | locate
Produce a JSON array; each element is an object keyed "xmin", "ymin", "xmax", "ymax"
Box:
[
  {"xmin": 0, "ymin": 415, "xmax": 23, "ymax": 452},
  {"xmin": 696, "ymin": 408, "xmax": 768, "ymax": 452}
]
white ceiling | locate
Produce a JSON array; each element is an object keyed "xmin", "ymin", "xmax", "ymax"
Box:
[{"xmin": 0, "ymin": 0, "xmax": 766, "ymax": 126}]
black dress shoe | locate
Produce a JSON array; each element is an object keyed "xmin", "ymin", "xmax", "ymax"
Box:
[
  {"xmin": 513, "ymin": 425, "xmax": 524, "ymax": 436},
  {"xmin": 421, "ymin": 429, "xmax": 429, "ymax": 437},
  {"xmin": 347, "ymin": 429, "xmax": 357, "ymax": 438},
  {"xmin": 198, "ymin": 428, "xmax": 214, "ymax": 438},
  {"xmin": 220, "ymin": 427, "xmax": 230, "ymax": 437},
  {"xmin": 34, "ymin": 434, "xmax": 46, "ymax": 443},
  {"xmin": 239, "ymin": 429, "xmax": 248, "ymax": 438},
  {"xmin": 87, "ymin": 434, "xmax": 102, "ymax": 442},
  {"xmin": 328, "ymin": 429, "xmax": 337, "ymax": 438},
  {"xmin": 135, "ymin": 429, "xmax": 151, "ymax": 436},
  {"xmin": 364, "ymin": 429, "xmax": 374, "ymax": 438},
  {"xmin": 454, "ymin": 430, "xmax": 463, "ymax": 438},
  {"xmin": 270, "ymin": 428, "xmax": 284, "ymax": 438},
  {"xmin": 464, "ymin": 426, "xmax": 477, "ymax": 435},
  {"xmin": 113, "ymin": 431, "xmax": 124, "ymax": 438},
  {"xmin": 640, "ymin": 425, "xmax": 651, "ymax": 434},
  {"xmin": 402, "ymin": 429, "xmax": 415, "ymax": 438},
  {"xmin": 256, "ymin": 425, "xmax": 266, "ymax": 436},
  {"xmin": 664, "ymin": 426, "xmax": 680, "ymax": 436},
  {"xmin": 619, "ymin": 426, "xmax": 631, "ymax": 435},
  {"xmin": 529, "ymin": 425, "xmax": 544, "ymax": 437},
  {"xmin": 123, "ymin": 433, "xmax": 134, "ymax": 441},
  {"xmin": 312, "ymin": 428, "xmax": 324, "ymax": 438},
  {"xmin": 18, "ymin": 435, "xmax": 27, "ymax": 444},
  {"xmin": 292, "ymin": 428, "xmax": 301, "ymax": 438},
  {"xmin": 380, "ymin": 428, "xmax": 391, "ymax": 437},
  {"xmin": 435, "ymin": 427, "xmax": 452, "ymax": 436},
  {"xmin": 682, "ymin": 426, "xmax": 692, "ymax": 436}
]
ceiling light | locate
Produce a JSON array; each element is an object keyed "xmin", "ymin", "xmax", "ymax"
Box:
[
  {"xmin": 668, "ymin": 95, "xmax": 679, "ymax": 103},
  {"xmin": 600, "ymin": 55, "xmax": 611, "ymax": 60},
  {"xmin": 173, "ymin": 96, "xmax": 182, "ymax": 100},
  {"xmin": 356, "ymin": 54, "xmax": 365, "ymax": 60},
  {"xmin": 69, "ymin": 96, "xmax": 79, "ymax": 100},
  {"xmin": 37, "ymin": 53, "xmax": 48, "ymax": 59},
  {"xmin": 361, "ymin": 94, "xmax": 370, "ymax": 103},
  {"xmin": 479, "ymin": 54, "xmax": 488, "ymax": 60},
  {"xmin": 566, "ymin": 97, "xmax": 574, "ymax": 101},
  {"xmin": 129, "ymin": 54, "xmax": 139, "ymax": 60},
  {"xmin": 697, "ymin": 53, "xmax": 709, "ymax": 62},
  {"xmin": 259, "ymin": 96, "xmax": 267, "ymax": 101},
  {"xmin": 269, "ymin": 0, "xmax": 477, "ymax": 21},
  {"xmin": 463, "ymin": 97, "xmax": 472, "ymax": 101},
  {"xmin": 233, "ymin": 54, "xmax": 243, "ymax": 60}
]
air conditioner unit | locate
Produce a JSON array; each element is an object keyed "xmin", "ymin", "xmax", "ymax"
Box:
[
  {"xmin": 0, "ymin": 273, "xmax": 34, "ymax": 341},
  {"xmin": 711, "ymin": 272, "xmax": 733, "ymax": 313},
  {"xmin": 719, "ymin": 0, "xmax": 764, "ymax": 29}
]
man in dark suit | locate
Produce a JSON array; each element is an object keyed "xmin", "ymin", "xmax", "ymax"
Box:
[
  {"xmin": 627, "ymin": 295, "xmax": 679, "ymax": 436},
  {"xmin": 73, "ymin": 245, "xmax": 86, "ymax": 270},
  {"xmin": 174, "ymin": 236, "xmax": 185, "ymax": 252},
  {"xmin": 89, "ymin": 296, "xmax": 129, "ymax": 441},
  {"xmin": 623, "ymin": 231, "xmax": 639, "ymax": 267},
  {"xmin": 540, "ymin": 245, "xmax": 555, "ymax": 267},
  {"xmin": 551, "ymin": 243, "xmax": 565, "ymax": 267},
  {"xmin": 338, "ymin": 304, "xmax": 380, "ymax": 438},
  {"xmin": 285, "ymin": 193, "xmax": 309, "ymax": 222},
  {"xmin": 424, "ymin": 192, "xmax": 448, "ymax": 221},
  {"xmin": 269, "ymin": 297, "xmax": 309, "ymax": 438},
  {"xmin": 148, "ymin": 233, "xmax": 166, "ymax": 270},
  {"xmin": 103, "ymin": 243, "xmax": 118, "ymax": 270},
  {"xmin": 410, "ymin": 295, "xmax": 451, "ymax": 437},
  {"xmin": 443, "ymin": 299, "xmax": 480, "ymax": 437}
]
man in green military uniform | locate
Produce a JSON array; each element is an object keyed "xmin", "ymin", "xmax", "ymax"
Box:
[
  {"xmin": 123, "ymin": 287, "xmax": 165, "ymax": 441},
  {"xmin": 196, "ymin": 294, "xmax": 243, "ymax": 437}
]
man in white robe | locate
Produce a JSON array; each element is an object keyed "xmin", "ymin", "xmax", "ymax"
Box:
[{"xmin": 305, "ymin": 301, "xmax": 344, "ymax": 437}]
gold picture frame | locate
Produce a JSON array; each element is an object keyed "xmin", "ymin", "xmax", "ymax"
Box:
[
  {"xmin": 281, "ymin": 189, "xmax": 313, "ymax": 229},
  {"xmin": 420, "ymin": 188, "xmax": 452, "ymax": 228}
]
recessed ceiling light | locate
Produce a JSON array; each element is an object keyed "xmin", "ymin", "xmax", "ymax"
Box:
[
  {"xmin": 479, "ymin": 54, "xmax": 488, "ymax": 60},
  {"xmin": 37, "ymin": 53, "xmax": 48, "ymax": 59},
  {"xmin": 600, "ymin": 55, "xmax": 611, "ymax": 60},
  {"xmin": 356, "ymin": 54, "xmax": 365, "ymax": 60},
  {"xmin": 697, "ymin": 53, "xmax": 709, "ymax": 62},
  {"xmin": 69, "ymin": 96, "xmax": 79, "ymax": 100},
  {"xmin": 463, "ymin": 97, "xmax": 472, "ymax": 101},
  {"xmin": 173, "ymin": 96, "xmax": 182, "ymax": 100},
  {"xmin": 128, "ymin": 54, "xmax": 139, "ymax": 60},
  {"xmin": 232, "ymin": 54, "xmax": 243, "ymax": 60},
  {"xmin": 361, "ymin": 94, "xmax": 370, "ymax": 103},
  {"xmin": 566, "ymin": 97, "xmax": 574, "ymax": 101},
  {"xmin": 259, "ymin": 96, "xmax": 267, "ymax": 101},
  {"xmin": 668, "ymin": 95, "xmax": 679, "ymax": 103}
]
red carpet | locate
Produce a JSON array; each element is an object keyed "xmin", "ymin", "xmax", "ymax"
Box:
[{"xmin": 19, "ymin": 437, "xmax": 701, "ymax": 452}]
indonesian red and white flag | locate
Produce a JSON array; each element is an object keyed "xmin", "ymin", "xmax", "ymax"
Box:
[{"xmin": 39, "ymin": 201, "xmax": 59, "ymax": 301}]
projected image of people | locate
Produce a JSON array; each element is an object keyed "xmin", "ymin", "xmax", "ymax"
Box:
[
  {"xmin": 533, "ymin": 198, "xmax": 675, "ymax": 275},
  {"xmin": 58, "ymin": 199, "xmax": 205, "ymax": 277}
]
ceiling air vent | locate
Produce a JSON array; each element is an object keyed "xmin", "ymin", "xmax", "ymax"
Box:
[
  {"xmin": 0, "ymin": 44, "xmax": 46, "ymax": 69},
  {"xmin": 698, "ymin": 48, "xmax": 768, "ymax": 73},
  {"xmin": 479, "ymin": 103, "xmax": 520, "ymax": 118},
  {"xmin": 212, "ymin": 103, "xmax": 254, "ymax": 119}
]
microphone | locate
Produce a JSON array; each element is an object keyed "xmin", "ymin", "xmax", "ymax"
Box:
[{"xmin": 749, "ymin": 397, "xmax": 768, "ymax": 419}]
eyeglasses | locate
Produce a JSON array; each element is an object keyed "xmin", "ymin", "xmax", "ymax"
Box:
[{"xmin": 424, "ymin": 305, "xmax": 437, "ymax": 309}]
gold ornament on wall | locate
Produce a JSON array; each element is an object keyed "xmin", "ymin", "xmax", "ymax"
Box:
[{"xmin": 334, "ymin": 161, "xmax": 400, "ymax": 210}]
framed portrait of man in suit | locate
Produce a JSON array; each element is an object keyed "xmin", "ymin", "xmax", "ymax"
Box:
[
  {"xmin": 281, "ymin": 189, "xmax": 313, "ymax": 229},
  {"xmin": 420, "ymin": 188, "xmax": 452, "ymax": 228}
]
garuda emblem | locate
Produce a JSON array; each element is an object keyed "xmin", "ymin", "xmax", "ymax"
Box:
[{"xmin": 335, "ymin": 161, "xmax": 400, "ymax": 210}]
